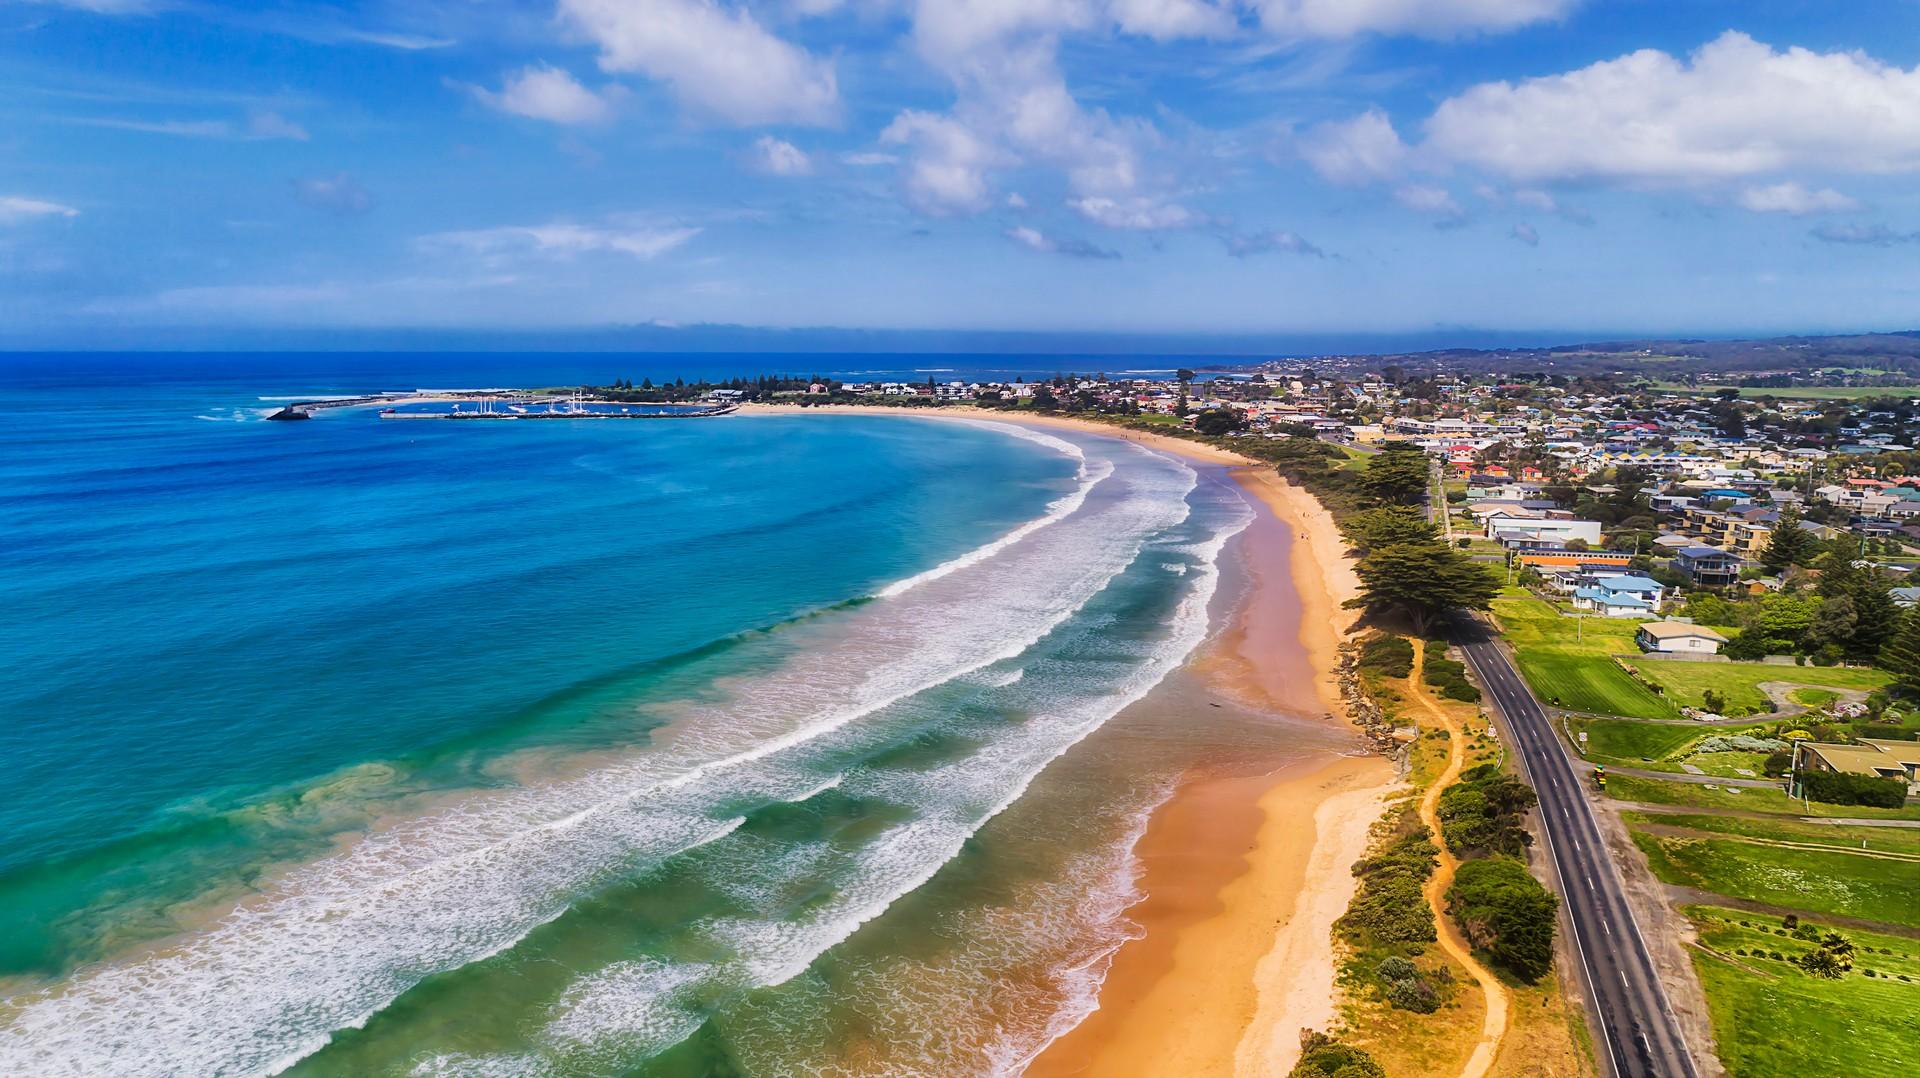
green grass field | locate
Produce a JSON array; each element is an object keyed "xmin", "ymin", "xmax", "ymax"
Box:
[
  {"xmin": 1631, "ymin": 661, "xmax": 1892, "ymax": 713},
  {"xmin": 1491, "ymin": 597, "xmax": 1680, "ymax": 719},
  {"xmin": 1604, "ymin": 773, "xmax": 1920, "ymax": 820},
  {"xmin": 1571, "ymin": 717, "xmax": 1708, "ymax": 764},
  {"xmin": 1631, "ymin": 833, "xmax": 1920, "ymax": 928},
  {"xmin": 1623, "ymin": 812, "xmax": 1920, "ymax": 857},
  {"xmin": 1688, "ymin": 907, "xmax": 1920, "ymax": 1078}
]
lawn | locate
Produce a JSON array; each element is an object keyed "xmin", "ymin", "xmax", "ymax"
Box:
[
  {"xmin": 1631, "ymin": 661, "xmax": 1892, "ymax": 714},
  {"xmin": 1491, "ymin": 597, "xmax": 1680, "ymax": 719},
  {"xmin": 1688, "ymin": 907, "xmax": 1920, "ymax": 1078},
  {"xmin": 1570, "ymin": 717, "xmax": 1708, "ymax": 765},
  {"xmin": 1622, "ymin": 812, "xmax": 1920, "ymax": 857},
  {"xmin": 1604, "ymin": 773, "xmax": 1920, "ymax": 820},
  {"xmin": 1631, "ymin": 833, "xmax": 1920, "ymax": 929}
]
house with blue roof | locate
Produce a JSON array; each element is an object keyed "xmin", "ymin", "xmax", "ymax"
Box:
[{"xmin": 1571, "ymin": 573, "xmax": 1667, "ymax": 617}]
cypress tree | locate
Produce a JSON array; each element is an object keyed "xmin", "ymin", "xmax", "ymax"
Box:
[
  {"xmin": 1761, "ymin": 506, "xmax": 1820, "ymax": 573},
  {"xmin": 1880, "ymin": 607, "xmax": 1920, "ymax": 696}
]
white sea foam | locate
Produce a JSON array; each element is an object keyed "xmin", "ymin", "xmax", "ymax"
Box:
[
  {"xmin": 876, "ymin": 425, "xmax": 1102, "ymax": 600},
  {"xmin": 492, "ymin": 474, "xmax": 1255, "ymax": 1073},
  {"xmin": 0, "ymin": 435, "xmax": 1206, "ymax": 1078}
]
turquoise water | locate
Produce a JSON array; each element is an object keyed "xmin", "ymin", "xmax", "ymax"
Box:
[{"xmin": 0, "ymin": 356, "xmax": 1281, "ymax": 1076}]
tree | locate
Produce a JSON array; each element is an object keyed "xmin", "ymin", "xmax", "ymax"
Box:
[
  {"xmin": 1339, "ymin": 507, "xmax": 1440, "ymax": 554},
  {"xmin": 1760, "ymin": 506, "xmax": 1820, "ymax": 573},
  {"xmin": 1348, "ymin": 542, "xmax": 1502, "ymax": 634},
  {"xmin": 1193, "ymin": 408, "xmax": 1243, "ymax": 436},
  {"xmin": 1030, "ymin": 385, "xmax": 1059, "ymax": 411},
  {"xmin": 1880, "ymin": 607, "xmax": 1920, "ymax": 696},
  {"xmin": 1360, "ymin": 444, "xmax": 1430, "ymax": 505},
  {"xmin": 1446, "ymin": 857, "xmax": 1558, "ymax": 982},
  {"xmin": 1806, "ymin": 596, "xmax": 1858, "ymax": 654}
]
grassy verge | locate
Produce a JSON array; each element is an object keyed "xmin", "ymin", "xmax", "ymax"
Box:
[
  {"xmin": 1631, "ymin": 833, "xmax": 1920, "ymax": 929},
  {"xmin": 1604, "ymin": 773, "xmax": 1920, "ymax": 820},
  {"xmin": 1621, "ymin": 812, "xmax": 1920, "ymax": 857},
  {"xmin": 1490, "ymin": 598, "xmax": 1679, "ymax": 719},
  {"xmin": 1688, "ymin": 907, "xmax": 1920, "ymax": 1078},
  {"xmin": 1632, "ymin": 661, "xmax": 1893, "ymax": 713}
]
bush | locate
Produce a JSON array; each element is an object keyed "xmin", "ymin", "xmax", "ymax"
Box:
[
  {"xmin": 1358, "ymin": 634, "xmax": 1414, "ymax": 679},
  {"xmin": 1762, "ymin": 750, "xmax": 1793, "ymax": 777},
  {"xmin": 1338, "ymin": 829, "xmax": 1439, "ymax": 946},
  {"xmin": 1291, "ymin": 1033, "xmax": 1386, "ymax": 1078},
  {"xmin": 1384, "ymin": 974, "xmax": 1441, "ymax": 1013},
  {"xmin": 1446, "ymin": 857, "xmax": 1558, "ymax": 982},
  {"xmin": 1374, "ymin": 956, "xmax": 1419, "ymax": 981},
  {"xmin": 1438, "ymin": 764, "xmax": 1538, "ymax": 858},
  {"xmin": 1798, "ymin": 769, "xmax": 1909, "ymax": 808},
  {"xmin": 1439, "ymin": 679, "xmax": 1482, "ymax": 702}
]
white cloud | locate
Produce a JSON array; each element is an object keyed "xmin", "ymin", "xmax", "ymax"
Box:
[
  {"xmin": 1394, "ymin": 183, "xmax": 1463, "ymax": 218},
  {"xmin": 1005, "ymin": 191, "xmax": 1029, "ymax": 209},
  {"xmin": 1510, "ymin": 221, "xmax": 1539, "ymax": 246},
  {"xmin": 1299, "ymin": 108, "xmax": 1408, "ymax": 184},
  {"xmin": 244, "ymin": 111, "xmax": 309, "ymax": 140},
  {"xmin": 1249, "ymin": 0, "xmax": 1575, "ymax": 38},
  {"xmin": 560, "ymin": 0, "xmax": 838, "ymax": 126},
  {"xmin": 1425, "ymin": 32, "xmax": 1920, "ymax": 183},
  {"xmin": 421, "ymin": 222, "xmax": 700, "ymax": 262},
  {"xmin": 747, "ymin": 135, "xmax": 812, "ymax": 176},
  {"xmin": 1068, "ymin": 194, "xmax": 1196, "ymax": 229},
  {"xmin": 468, "ymin": 64, "xmax": 615, "ymax": 126},
  {"xmin": 1222, "ymin": 228, "xmax": 1322, "ymax": 258},
  {"xmin": 1108, "ymin": 0, "xmax": 1236, "ymax": 41},
  {"xmin": 337, "ymin": 30, "xmax": 455, "ymax": 50},
  {"xmin": 292, "ymin": 174, "xmax": 373, "ymax": 215},
  {"xmin": 1737, "ymin": 181, "xmax": 1859, "ymax": 216},
  {"xmin": 1005, "ymin": 225, "xmax": 1119, "ymax": 259},
  {"xmin": 840, "ymin": 151, "xmax": 899, "ymax": 167},
  {"xmin": 0, "ymin": 196, "xmax": 80, "ymax": 223},
  {"xmin": 1810, "ymin": 223, "xmax": 1920, "ymax": 247},
  {"xmin": 76, "ymin": 111, "xmax": 308, "ymax": 140},
  {"xmin": 880, "ymin": 110, "xmax": 1005, "ymax": 214}
]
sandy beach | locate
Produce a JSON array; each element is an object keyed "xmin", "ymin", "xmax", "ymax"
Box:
[{"xmin": 742, "ymin": 404, "xmax": 1397, "ymax": 1075}]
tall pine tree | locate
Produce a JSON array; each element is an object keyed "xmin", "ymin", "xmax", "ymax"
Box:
[
  {"xmin": 1881, "ymin": 607, "xmax": 1920, "ymax": 697},
  {"xmin": 1761, "ymin": 506, "xmax": 1820, "ymax": 573}
]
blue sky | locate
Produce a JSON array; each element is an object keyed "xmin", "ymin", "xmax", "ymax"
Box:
[{"xmin": 6, "ymin": 0, "xmax": 1920, "ymax": 346}]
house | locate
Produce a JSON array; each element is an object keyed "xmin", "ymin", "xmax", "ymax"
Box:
[
  {"xmin": 1483, "ymin": 512, "xmax": 1603, "ymax": 546},
  {"xmin": 1572, "ymin": 574, "xmax": 1666, "ymax": 617},
  {"xmin": 1792, "ymin": 739, "xmax": 1920, "ymax": 800},
  {"xmin": 1892, "ymin": 586, "xmax": 1920, "ymax": 609},
  {"xmin": 1673, "ymin": 546, "xmax": 1744, "ymax": 586},
  {"xmin": 1635, "ymin": 622, "xmax": 1729, "ymax": 654}
]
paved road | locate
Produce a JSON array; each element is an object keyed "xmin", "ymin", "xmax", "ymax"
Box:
[{"xmin": 1449, "ymin": 614, "xmax": 1701, "ymax": 1078}]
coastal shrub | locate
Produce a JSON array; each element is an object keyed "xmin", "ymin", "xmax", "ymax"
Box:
[
  {"xmin": 1357, "ymin": 634, "xmax": 1414, "ymax": 679},
  {"xmin": 1439, "ymin": 679, "xmax": 1482, "ymax": 702},
  {"xmin": 1798, "ymin": 770, "xmax": 1908, "ymax": 808},
  {"xmin": 1446, "ymin": 856, "xmax": 1558, "ymax": 983},
  {"xmin": 1338, "ymin": 828, "xmax": 1439, "ymax": 947},
  {"xmin": 1697, "ymin": 734, "xmax": 1789, "ymax": 754},
  {"xmin": 1374, "ymin": 956, "xmax": 1419, "ymax": 981},
  {"xmin": 1290, "ymin": 1033, "xmax": 1386, "ymax": 1078},
  {"xmin": 1437, "ymin": 764, "xmax": 1537, "ymax": 858},
  {"xmin": 1420, "ymin": 650, "xmax": 1481, "ymax": 702},
  {"xmin": 1383, "ymin": 974, "xmax": 1441, "ymax": 1013}
]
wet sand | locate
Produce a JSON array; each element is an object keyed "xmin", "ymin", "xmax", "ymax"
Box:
[{"xmin": 741, "ymin": 403, "xmax": 1396, "ymax": 1075}]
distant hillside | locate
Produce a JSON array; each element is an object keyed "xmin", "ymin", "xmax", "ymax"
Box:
[{"xmin": 1280, "ymin": 331, "xmax": 1920, "ymax": 381}]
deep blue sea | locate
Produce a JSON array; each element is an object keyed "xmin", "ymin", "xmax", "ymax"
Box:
[{"xmin": 0, "ymin": 353, "xmax": 1302, "ymax": 1076}]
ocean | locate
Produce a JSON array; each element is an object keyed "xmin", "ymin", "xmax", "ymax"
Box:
[{"xmin": 0, "ymin": 354, "xmax": 1320, "ymax": 1076}]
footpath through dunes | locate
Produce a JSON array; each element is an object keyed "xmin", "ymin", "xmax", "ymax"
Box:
[
  {"xmin": 1408, "ymin": 639, "xmax": 1512, "ymax": 1078},
  {"xmin": 0, "ymin": 426, "xmax": 1260, "ymax": 1077}
]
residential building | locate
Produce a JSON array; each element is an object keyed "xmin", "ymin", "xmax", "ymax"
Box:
[
  {"xmin": 1792, "ymin": 739, "xmax": 1920, "ymax": 800},
  {"xmin": 1635, "ymin": 622, "xmax": 1729, "ymax": 654},
  {"xmin": 1673, "ymin": 546, "xmax": 1744, "ymax": 586}
]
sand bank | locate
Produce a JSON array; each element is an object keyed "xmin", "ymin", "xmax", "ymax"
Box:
[{"xmin": 739, "ymin": 404, "xmax": 1394, "ymax": 1074}]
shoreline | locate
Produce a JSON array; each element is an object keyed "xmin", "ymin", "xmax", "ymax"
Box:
[{"xmin": 741, "ymin": 403, "xmax": 1397, "ymax": 1075}]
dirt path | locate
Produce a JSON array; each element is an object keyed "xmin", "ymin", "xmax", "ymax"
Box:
[{"xmin": 1409, "ymin": 640, "xmax": 1511, "ymax": 1078}]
